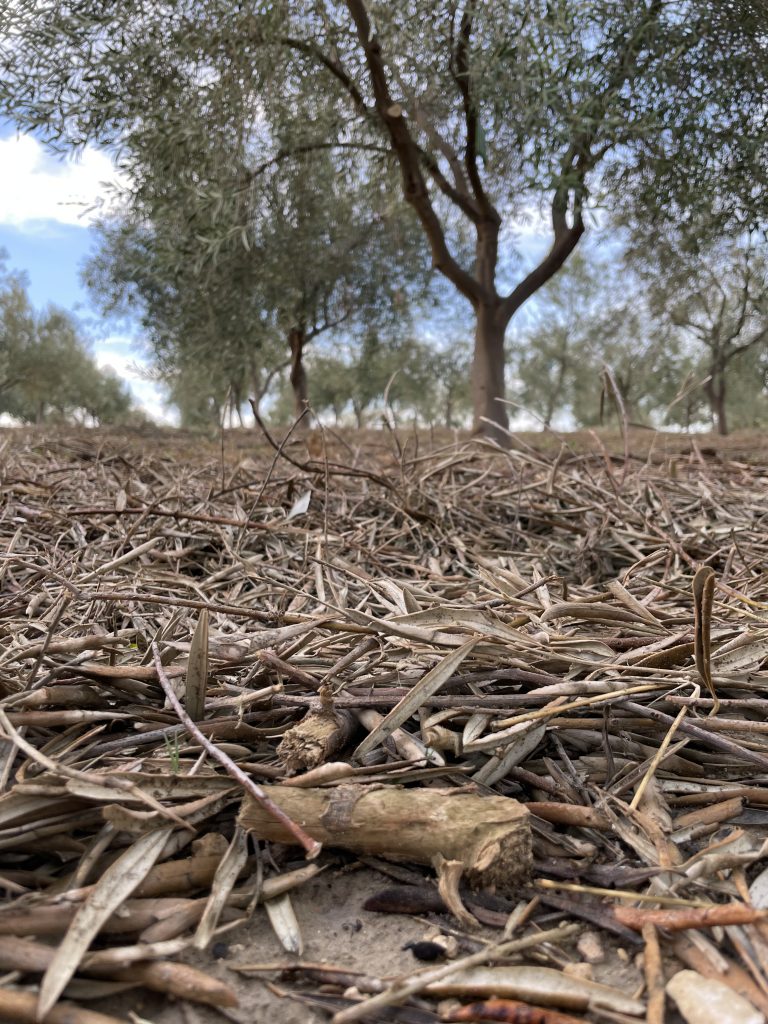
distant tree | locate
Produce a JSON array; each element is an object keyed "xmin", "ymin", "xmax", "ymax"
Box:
[
  {"xmin": 512, "ymin": 250, "xmax": 697, "ymax": 429},
  {"xmin": 569, "ymin": 302, "xmax": 690, "ymax": 428},
  {"xmin": 512, "ymin": 254, "xmax": 603, "ymax": 427},
  {"xmin": 84, "ymin": 88, "xmax": 426, "ymax": 427},
  {"xmin": 279, "ymin": 331, "xmax": 470, "ymax": 429},
  {"xmin": 301, "ymin": 353, "xmax": 356, "ymax": 426},
  {"xmin": 723, "ymin": 343, "xmax": 768, "ymax": 430},
  {"xmin": 82, "ymin": 368, "xmax": 136, "ymax": 425},
  {"xmin": 5, "ymin": 3, "xmax": 767, "ymax": 439},
  {"xmin": 426, "ymin": 341, "xmax": 473, "ymax": 429},
  {"xmin": 0, "ymin": 257, "xmax": 36, "ymax": 408},
  {"xmin": 625, "ymin": 231, "xmax": 768, "ymax": 435},
  {"xmin": 0, "ymin": 256, "xmax": 138, "ymax": 425},
  {"xmin": 84, "ymin": 188, "xmax": 288, "ymax": 429}
]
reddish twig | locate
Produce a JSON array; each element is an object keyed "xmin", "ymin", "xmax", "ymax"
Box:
[{"xmin": 151, "ymin": 642, "xmax": 321, "ymax": 859}]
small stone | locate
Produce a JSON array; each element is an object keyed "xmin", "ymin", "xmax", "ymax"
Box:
[
  {"xmin": 577, "ymin": 930, "xmax": 605, "ymax": 964},
  {"xmin": 667, "ymin": 969, "xmax": 765, "ymax": 1024},
  {"xmin": 404, "ymin": 940, "xmax": 447, "ymax": 962},
  {"xmin": 563, "ymin": 961, "xmax": 593, "ymax": 981}
]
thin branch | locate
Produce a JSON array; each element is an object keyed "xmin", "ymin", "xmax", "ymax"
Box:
[
  {"xmin": 411, "ymin": 100, "xmax": 473, "ymax": 202},
  {"xmin": 418, "ymin": 143, "xmax": 482, "ymax": 222},
  {"xmin": 450, "ymin": 3, "xmax": 497, "ymax": 220},
  {"xmin": 280, "ymin": 36, "xmax": 369, "ymax": 117},
  {"xmin": 151, "ymin": 641, "xmax": 322, "ymax": 859},
  {"xmin": 307, "ymin": 307, "xmax": 352, "ymax": 341},
  {"xmin": 344, "ymin": 0, "xmax": 485, "ymax": 306},
  {"xmin": 249, "ymin": 401, "xmax": 399, "ymax": 493},
  {"xmin": 388, "ymin": 60, "xmax": 474, "ymax": 206},
  {"xmin": 728, "ymin": 323, "xmax": 768, "ymax": 360},
  {"xmin": 248, "ymin": 141, "xmax": 390, "ymax": 179},
  {"xmin": 501, "ymin": 1, "xmax": 664, "ymax": 323},
  {"xmin": 727, "ymin": 263, "xmax": 753, "ymax": 341}
]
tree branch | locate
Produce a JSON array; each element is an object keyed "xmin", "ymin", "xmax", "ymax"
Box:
[
  {"xmin": 728, "ymin": 261, "xmax": 752, "ymax": 340},
  {"xmin": 387, "ymin": 59, "xmax": 475, "ymax": 208},
  {"xmin": 727, "ymin": 323, "xmax": 768, "ymax": 361},
  {"xmin": 499, "ymin": 219, "xmax": 585, "ymax": 324},
  {"xmin": 249, "ymin": 141, "xmax": 391, "ymax": 179},
  {"xmin": 280, "ymin": 36, "xmax": 369, "ymax": 117},
  {"xmin": 411, "ymin": 101, "xmax": 473, "ymax": 203},
  {"xmin": 500, "ymin": 1, "xmax": 664, "ymax": 325},
  {"xmin": 450, "ymin": 3, "xmax": 498, "ymax": 221},
  {"xmin": 344, "ymin": 0, "xmax": 485, "ymax": 306},
  {"xmin": 151, "ymin": 641, "xmax": 321, "ymax": 858},
  {"xmin": 417, "ymin": 144, "xmax": 481, "ymax": 222},
  {"xmin": 307, "ymin": 307, "xmax": 352, "ymax": 341}
]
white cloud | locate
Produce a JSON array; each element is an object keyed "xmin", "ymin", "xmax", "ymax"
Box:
[{"xmin": 0, "ymin": 133, "xmax": 125, "ymax": 229}]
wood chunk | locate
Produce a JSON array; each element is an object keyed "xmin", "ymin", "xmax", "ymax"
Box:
[
  {"xmin": 277, "ymin": 708, "xmax": 355, "ymax": 773},
  {"xmin": 239, "ymin": 784, "xmax": 531, "ymax": 889}
]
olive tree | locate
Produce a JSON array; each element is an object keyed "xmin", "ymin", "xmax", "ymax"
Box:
[
  {"xmin": 624, "ymin": 230, "xmax": 768, "ymax": 435},
  {"xmin": 83, "ymin": 80, "xmax": 427, "ymax": 426},
  {"xmin": 0, "ymin": 257, "xmax": 137, "ymax": 425},
  {"xmin": 3, "ymin": 2, "xmax": 767, "ymax": 438}
]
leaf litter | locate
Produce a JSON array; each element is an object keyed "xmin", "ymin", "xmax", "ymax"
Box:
[{"xmin": 1, "ymin": 425, "xmax": 768, "ymax": 1023}]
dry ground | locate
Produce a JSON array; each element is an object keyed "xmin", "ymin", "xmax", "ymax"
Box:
[{"xmin": 1, "ymin": 424, "xmax": 768, "ymax": 1024}]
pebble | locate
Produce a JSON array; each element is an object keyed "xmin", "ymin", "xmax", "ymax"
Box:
[
  {"xmin": 563, "ymin": 961, "xmax": 593, "ymax": 981},
  {"xmin": 577, "ymin": 930, "xmax": 605, "ymax": 964}
]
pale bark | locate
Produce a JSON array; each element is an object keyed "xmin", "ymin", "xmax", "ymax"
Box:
[{"xmin": 239, "ymin": 783, "xmax": 531, "ymax": 889}]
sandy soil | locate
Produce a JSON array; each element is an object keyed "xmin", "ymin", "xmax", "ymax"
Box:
[{"xmin": 93, "ymin": 863, "xmax": 644, "ymax": 1024}]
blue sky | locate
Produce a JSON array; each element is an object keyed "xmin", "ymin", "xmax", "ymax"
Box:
[{"xmin": 0, "ymin": 127, "xmax": 172, "ymax": 421}]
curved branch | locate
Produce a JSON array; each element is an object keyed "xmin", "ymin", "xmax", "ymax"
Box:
[
  {"xmin": 249, "ymin": 141, "xmax": 391, "ymax": 179},
  {"xmin": 418, "ymin": 144, "xmax": 481, "ymax": 222},
  {"xmin": 500, "ymin": 218, "xmax": 585, "ymax": 323},
  {"xmin": 502, "ymin": 1, "xmax": 664, "ymax": 323},
  {"xmin": 344, "ymin": 0, "xmax": 484, "ymax": 305},
  {"xmin": 450, "ymin": 3, "xmax": 498, "ymax": 222},
  {"xmin": 280, "ymin": 36, "xmax": 369, "ymax": 117}
]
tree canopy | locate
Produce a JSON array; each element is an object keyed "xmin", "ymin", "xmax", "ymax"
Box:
[
  {"xmin": 512, "ymin": 236, "xmax": 768, "ymax": 434},
  {"xmin": 4, "ymin": 1, "xmax": 768, "ymax": 438},
  {"xmin": 0, "ymin": 254, "xmax": 139, "ymax": 426}
]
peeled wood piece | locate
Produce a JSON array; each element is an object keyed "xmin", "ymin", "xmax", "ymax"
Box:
[
  {"xmin": 277, "ymin": 708, "xmax": 356, "ymax": 774},
  {"xmin": 239, "ymin": 784, "xmax": 531, "ymax": 889}
]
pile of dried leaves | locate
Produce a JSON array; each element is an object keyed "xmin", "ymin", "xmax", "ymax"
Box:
[{"xmin": 2, "ymin": 424, "xmax": 768, "ymax": 1024}]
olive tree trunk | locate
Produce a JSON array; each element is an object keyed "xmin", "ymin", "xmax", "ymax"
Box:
[
  {"xmin": 288, "ymin": 325, "xmax": 308, "ymax": 420},
  {"xmin": 705, "ymin": 369, "xmax": 728, "ymax": 435},
  {"xmin": 472, "ymin": 301, "xmax": 510, "ymax": 439}
]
